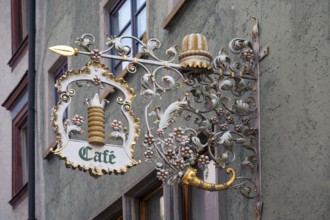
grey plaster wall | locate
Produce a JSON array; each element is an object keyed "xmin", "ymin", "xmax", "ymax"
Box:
[
  {"xmin": 39, "ymin": 0, "xmax": 330, "ymax": 220},
  {"xmin": 256, "ymin": 0, "xmax": 330, "ymax": 219},
  {"xmin": 39, "ymin": 1, "xmax": 155, "ymax": 220}
]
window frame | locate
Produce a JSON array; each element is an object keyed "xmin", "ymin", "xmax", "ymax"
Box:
[
  {"xmin": 43, "ymin": 57, "xmax": 68, "ymax": 159},
  {"xmin": 2, "ymin": 72, "xmax": 29, "ymax": 207},
  {"xmin": 11, "ymin": 104, "xmax": 28, "ymax": 203},
  {"xmin": 163, "ymin": 0, "xmax": 187, "ymax": 29},
  {"xmin": 93, "ymin": 198, "xmax": 123, "ymax": 220},
  {"xmin": 181, "ymin": 162, "xmax": 227, "ymax": 219},
  {"xmin": 8, "ymin": 0, "xmax": 29, "ymax": 69},
  {"xmin": 53, "ymin": 61, "xmax": 68, "ymax": 105},
  {"xmin": 109, "ymin": 0, "xmax": 147, "ymax": 76},
  {"xmin": 91, "ymin": 169, "xmax": 182, "ymax": 220},
  {"xmin": 139, "ymin": 183, "xmax": 164, "ymax": 220}
]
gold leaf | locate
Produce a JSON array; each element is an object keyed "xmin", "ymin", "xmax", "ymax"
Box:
[{"xmin": 49, "ymin": 45, "xmax": 77, "ymax": 56}]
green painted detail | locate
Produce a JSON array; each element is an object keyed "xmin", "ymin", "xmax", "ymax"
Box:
[
  {"xmin": 79, "ymin": 146, "xmax": 93, "ymax": 161},
  {"xmin": 78, "ymin": 146, "xmax": 116, "ymax": 164}
]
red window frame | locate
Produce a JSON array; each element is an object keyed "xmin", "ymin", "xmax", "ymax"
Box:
[
  {"xmin": 8, "ymin": 0, "xmax": 28, "ymax": 69},
  {"xmin": 2, "ymin": 73, "xmax": 28, "ymax": 207},
  {"xmin": 10, "ymin": 104, "xmax": 28, "ymax": 206}
]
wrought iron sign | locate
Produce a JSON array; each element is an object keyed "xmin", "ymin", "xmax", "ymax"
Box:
[
  {"xmin": 50, "ymin": 17, "xmax": 268, "ymax": 219},
  {"xmin": 50, "ymin": 45, "xmax": 140, "ymax": 177}
]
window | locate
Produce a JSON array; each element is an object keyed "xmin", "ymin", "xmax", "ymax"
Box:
[
  {"xmin": 43, "ymin": 57, "xmax": 68, "ymax": 159},
  {"xmin": 140, "ymin": 185, "xmax": 165, "ymax": 220},
  {"xmin": 54, "ymin": 60, "xmax": 68, "ymax": 121},
  {"xmin": 9, "ymin": 0, "xmax": 28, "ymax": 68},
  {"xmin": 163, "ymin": 0, "xmax": 187, "ymax": 29},
  {"xmin": 12, "ymin": 105, "xmax": 28, "ymax": 197},
  {"xmin": 109, "ymin": 0, "xmax": 146, "ymax": 75},
  {"xmin": 2, "ymin": 73, "xmax": 28, "ymax": 206},
  {"xmin": 182, "ymin": 163, "xmax": 223, "ymax": 220},
  {"xmin": 93, "ymin": 198, "xmax": 123, "ymax": 220},
  {"xmin": 49, "ymin": 57, "xmax": 68, "ymax": 116},
  {"xmin": 92, "ymin": 170, "xmax": 169, "ymax": 220},
  {"xmin": 54, "ymin": 61, "xmax": 68, "ymax": 105}
]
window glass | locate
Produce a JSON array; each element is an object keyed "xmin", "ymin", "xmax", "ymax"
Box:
[
  {"xmin": 54, "ymin": 63, "xmax": 68, "ymax": 104},
  {"xmin": 54, "ymin": 62, "xmax": 68, "ymax": 120},
  {"xmin": 21, "ymin": 0, "xmax": 27, "ymax": 39},
  {"xmin": 20, "ymin": 126, "xmax": 28, "ymax": 184},
  {"xmin": 113, "ymin": 27, "xmax": 132, "ymax": 73},
  {"xmin": 136, "ymin": 0, "xmax": 145, "ymax": 10},
  {"xmin": 119, "ymin": 26, "xmax": 133, "ymax": 51},
  {"xmin": 137, "ymin": 9, "xmax": 146, "ymax": 38},
  {"xmin": 140, "ymin": 186, "xmax": 165, "ymax": 220},
  {"xmin": 110, "ymin": 0, "xmax": 146, "ymax": 76},
  {"xmin": 113, "ymin": 1, "xmax": 131, "ymax": 34},
  {"xmin": 146, "ymin": 189, "xmax": 164, "ymax": 220},
  {"xmin": 187, "ymin": 163, "xmax": 219, "ymax": 220}
]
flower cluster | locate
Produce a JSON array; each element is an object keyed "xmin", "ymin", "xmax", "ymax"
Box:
[
  {"xmin": 144, "ymin": 150, "xmax": 154, "ymax": 159},
  {"xmin": 242, "ymin": 117, "xmax": 250, "ymax": 126},
  {"xmin": 220, "ymin": 123, "xmax": 228, "ymax": 131},
  {"xmin": 164, "ymin": 138, "xmax": 174, "ymax": 147},
  {"xmin": 110, "ymin": 120, "xmax": 122, "ymax": 131},
  {"xmin": 164, "ymin": 149, "xmax": 176, "ymax": 160},
  {"xmin": 226, "ymin": 115, "xmax": 234, "ymax": 124},
  {"xmin": 92, "ymin": 76, "xmax": 101, "ymax": 86},
  {"xmin": 90, "ymin": 49, "xmax": 100, "ymax": 60},
  {"xmin": 144, "ymin": 134, "xmax": 155, "ymax": 146},
  {"xmin": 242, "ymin": 48, "xmax": 254, "ymax": 60},
  {"xmin": 156, "ymin": 129, "xmax": 164, "ymax": 137},
  {"xmin": 249, "ymin": 128, "xmax": 257, "ymax": 135},
  {"xmin": 174, "ymin": 159, "xmax": 185, "ymax": 169},
  {"xmin": 156, "ymin": 169, "xmax": 169, "ymax": 181},
  {"xmin": 197, "ymin": 155, "xmax": 210, "ymax": 166},
  {"xmin": 181, "ymin": 146, "xmax": 193, "ymax": 158},
  {"xmin": 210, "ymin": 117, "xmax": 218, "ymax": 124},
  {"xmin": 72, "ymin": 114, "xmax": 84, "ymax": 126},
  {"xmin": 173, "ymin": 127, "xmax": 184, "ymax": 139},
  {"xmin": 235, "ymin": 125, "xmax": 242, "ymax": 132},
  {"xmin": 217, "ymin": 108, "xmax": 225, "ymax": 116}
]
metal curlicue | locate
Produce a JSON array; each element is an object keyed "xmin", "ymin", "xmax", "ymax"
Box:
[{"xmin": 49, "ymin": 17, "xmax": 269, "ymax": 220}]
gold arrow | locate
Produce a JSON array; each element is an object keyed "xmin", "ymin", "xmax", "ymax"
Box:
[{"xmin": 49, "ymin": 45, "xmax": 78, "ymax": 57}]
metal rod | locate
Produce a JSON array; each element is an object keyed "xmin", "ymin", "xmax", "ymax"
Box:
[
  {"xmin": 27, "ymin": 0, "xmax": 36, "ymax": 219},
  {"xmin": 98, "ymin": 52, "xmax": 182, "ymax": 68},
  {"xmin": 254, "ymin": 20, "xmax": 263, "ymax": 220},
  {"xmin": 81, "ymin": 51, "xmax": 257, "ymax": 80}
]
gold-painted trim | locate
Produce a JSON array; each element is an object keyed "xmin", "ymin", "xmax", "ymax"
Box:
[
  {"xmin": 50, "ymin": 61, "xmax": 141, "ymax": 177},
  {"xmin": 181, "ymin": 166, "xmax": 236, "ymax": 191},
  {"xmin": 49, "ymin": 45, "xmax": 77, "ymax": 57},
  {"xmin": 88, "ymin": 106, "xmax": 105, "ymax": 146},
  {"xmin": 180, "ymin": 62, "xmax": 212, "ymax": 70}
]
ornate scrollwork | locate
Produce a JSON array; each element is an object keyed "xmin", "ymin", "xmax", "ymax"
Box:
[{"xmin": 49, "ymin": 17, "xmax": 268, "ymax": 220}]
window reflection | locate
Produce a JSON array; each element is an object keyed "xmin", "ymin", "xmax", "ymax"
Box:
[
  {"xmin": 109, "ymin": 0, "xmax": 146, "ymax": 76},
  {"xmin": 140, "ymin": 186, "xmax": 164, "ymax": 220}
]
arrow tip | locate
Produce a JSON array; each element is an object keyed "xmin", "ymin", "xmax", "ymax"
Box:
[{"xmin": 49, "ymin": 45, "xmax": 78, "ymax": 57}]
